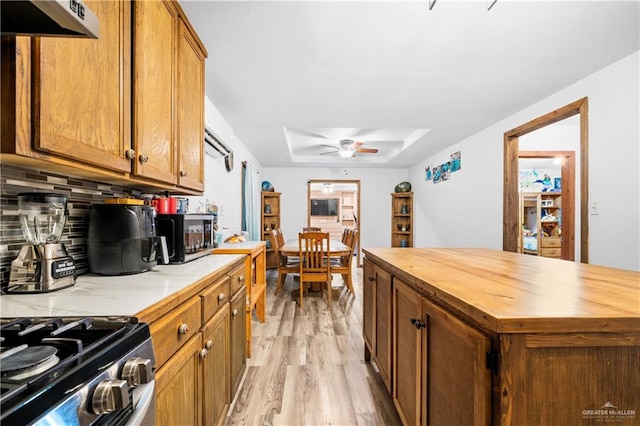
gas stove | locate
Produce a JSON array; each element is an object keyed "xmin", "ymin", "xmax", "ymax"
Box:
[{"xmin": 0, "ymin": 317, "xmax": 155, "ymax": 426}]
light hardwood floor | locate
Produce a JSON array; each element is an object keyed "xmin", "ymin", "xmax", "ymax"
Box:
[{"xmin": 227, "ymin": 264, "xmax": 401, "ymax": 426}]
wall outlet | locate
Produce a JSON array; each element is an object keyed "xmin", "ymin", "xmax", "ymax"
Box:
[{"xmin": 589, "ymin": 201, "xmax": 598, "ymax": 215}]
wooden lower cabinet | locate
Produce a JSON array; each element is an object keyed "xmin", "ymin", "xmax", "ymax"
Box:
[
  {"xmin": 143, "ymin": 259, "xmax": 247, "ymax": 426},
  {"xmin": 229, "ymin": 285, "xmax": 247, "ymax": 398},
  {"xmin": 362, "ymin": 258, "xmax": 392, "ymax": 393},
  {"xmin": 422, "ymin": 294, "xmax": 492, "ymax": 425},
  {"xmin": 392, "ymin": 278, "xmax": 421, "ymax": 426},
  {"xmin": 362, "ymin": 260, "xmax": 375, "ymax": 360},
  {"xmin": 394, "ymin": 277, "xmax": 493, "ymax": 425},
  {"xmin": 156, "ymin": 334, "xmax": 202, "ymax": 425},
  {"xmin": 202, "ymin": 305, "xmax": 230, "ymax": 426}
]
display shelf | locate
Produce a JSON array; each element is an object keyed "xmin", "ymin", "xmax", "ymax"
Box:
[
  {"xmin": 261, "ymin": 191, "xmax": 281, "ymax": 269},
  {"xmin": 391, "ymin": 192, "xmax": 413, "ymax": 248}
]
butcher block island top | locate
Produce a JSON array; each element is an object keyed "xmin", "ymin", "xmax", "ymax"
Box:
[
  {"xmin": 363, "ymin": 247, "xmax": 640, "ymax": 333},
  {"xmin": 363, "ymin": 247, "xmax": 639, "ymax": 425}
]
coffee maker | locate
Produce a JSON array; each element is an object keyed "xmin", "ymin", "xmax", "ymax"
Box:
[{"xmin": 8, "ymin": 193, "xmax": 76, "ymax": 293}]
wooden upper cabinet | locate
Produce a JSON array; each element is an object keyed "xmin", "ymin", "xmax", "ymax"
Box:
[
  {"xmin": 176, "ymin": 17, "xmax": 206, "ymax": 191},
  {"xmin": 11, "ymin": 0, "xmax": 131, "ymax": 172},
  {"xmin": 133, "ymin": 0, "xmax": 178, "ymax": 185}
]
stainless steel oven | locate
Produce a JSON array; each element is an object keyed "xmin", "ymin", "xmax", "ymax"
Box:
[
  {"xmin": 0, "ymin": 318, "xmax": 155, "ymax": 426},
  {"xmin": 155, "ymin": 213, "xmax": 216, "ymax": 264}
]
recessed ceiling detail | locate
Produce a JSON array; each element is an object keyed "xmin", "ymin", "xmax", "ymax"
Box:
[{"xmin": 284, "ymin": 127, "xmax": 430, "ymax": 165}]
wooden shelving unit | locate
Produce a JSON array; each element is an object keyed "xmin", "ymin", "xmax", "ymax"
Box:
[
  {"xmin": 261, "ymin": 191, "xmax": 281, "ymax": 269},
  {"xmin": 519, "ymin": 192, "xmax": 562, "ymax": 258},
  {"xmin": 391, "ymin": 192, "xmax": 413, "ymax": 248}
]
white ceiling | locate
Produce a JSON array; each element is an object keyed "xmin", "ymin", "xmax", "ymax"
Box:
[{"xmin": 180, "ymin": 0, "xmax": 639, "ymax": 168}]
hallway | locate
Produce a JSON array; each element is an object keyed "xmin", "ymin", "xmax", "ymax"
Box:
[{"xmin": 227, "ymin": 266, "xmax": 400, "ymax": 425}]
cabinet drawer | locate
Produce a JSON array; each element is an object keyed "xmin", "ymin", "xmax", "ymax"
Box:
[
  {"xmin": 229, "ymin": 264, "xmax": 246, "ymax": 296},
  {"xmin": 149, "ymin": 296, "xmax": 201, "ymax": 369},
  {"xmin": 540, "ymin": 248, "xmax": 561, "ymax": 257},
  {"xmin": 540, "ymin": 238, "xmax": 561, "ymax": 248},
  {"xmin": 201, "ymin": 276, "xmax": 231, "ymax": 323}
]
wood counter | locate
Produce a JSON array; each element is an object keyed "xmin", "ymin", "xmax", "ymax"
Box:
[{"xmin": 362, "ymin": 248, "xmax": 639, "ymax": 425}]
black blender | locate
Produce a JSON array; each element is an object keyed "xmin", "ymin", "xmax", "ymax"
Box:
[{"xmin": 8, "ymin": 193, "xmax": 76, "ymax": 293}]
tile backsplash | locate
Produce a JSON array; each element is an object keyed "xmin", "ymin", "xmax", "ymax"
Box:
[{"xmin": 0, "ymin": 164, "xmax": 145, "ymax": 287}]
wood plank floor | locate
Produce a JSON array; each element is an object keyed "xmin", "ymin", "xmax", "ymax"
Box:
[{"xmin": 226, "ymin": 264, "xmax": 401, "ymax": 426}]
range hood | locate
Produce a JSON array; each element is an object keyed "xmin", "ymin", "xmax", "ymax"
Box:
[{"xmin": 1, "ymin": 0, "xmax": 99, "ymax": 39}]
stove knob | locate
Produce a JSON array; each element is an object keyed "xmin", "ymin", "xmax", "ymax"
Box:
[
  {"xmin": 92, "ymin": 379, "xmax": 130, "ymax": 415},
  {"xmin": 122, "ymin": 357, "xmax": 154, "ymax": 386}
]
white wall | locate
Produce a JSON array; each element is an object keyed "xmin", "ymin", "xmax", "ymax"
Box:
[
  {"xmin": 409, "ymin": 50, "xmax": 640, "ymax": 271},
  {"xmin": 261, "ymin": 167, "xmax": 408, "ymax": 253},
  {"xmin": 187, "ymin": 97, "xmax": 263, "ymax": 233}
]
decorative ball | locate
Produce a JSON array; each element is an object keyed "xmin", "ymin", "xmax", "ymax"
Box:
[
  {"xmin": 261, "ymin": 181, "xmax": 275, "ymax": 192},
  {"xmin": 394, "ymin": 181, "xmax": 412, "ymax": 193}
]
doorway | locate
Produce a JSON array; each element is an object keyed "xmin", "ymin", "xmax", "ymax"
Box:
[
  {"xmin": 503, "ymin": 97, "xmax": 589, "ymax": 263},
  {"xmin": 307, "ymin": 179, "xmax": 361, "ymax": 267},
  {"xmin": 518, "ymin": 151, "xmax": 576, "ymax": 260}
]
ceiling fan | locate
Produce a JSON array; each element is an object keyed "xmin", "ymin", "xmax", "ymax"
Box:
[{"xmin": 320, "ymin": 139, "xmax": 379, "ymax": 159}]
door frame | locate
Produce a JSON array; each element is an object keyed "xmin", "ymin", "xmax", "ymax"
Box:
[
  {"xmin": 307, "ymin": 179, "xmax": 361, "ymax": 267},
  {"xmin": 503, "ymin": 97, "xmax": 589, "ymax": 263},
  {"xmin": 519, "ymin": 151, "xmax": 576, "ymax": 261}
]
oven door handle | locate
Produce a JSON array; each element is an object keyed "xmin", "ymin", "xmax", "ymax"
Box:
[{"xmin": 125, "ymin": 381, "xmax": 155, "ymax": 426}]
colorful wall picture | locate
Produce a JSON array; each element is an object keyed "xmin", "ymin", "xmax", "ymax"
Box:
[
  {"xmin": 441, "ymin": 161, "xmax": 451, "ymax": 181},
  {"xmin": 450, "ymin": 151, "xmax": 461, "ymax": 172},
  {"xmin": 433, "ymin": 165, "xmax": 442, "ymax": 183},
  {"xmin": 554, "ymin": 177, "xmax": 562, "ymax": 190},
  {"xmin": 425, "ymin": 164, "xmax": 433, "ymax": 181}
]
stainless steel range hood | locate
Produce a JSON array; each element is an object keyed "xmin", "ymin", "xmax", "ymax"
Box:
[{"xmin": 1, "ymin": 0, "xmax": 99, "ymax": 39}]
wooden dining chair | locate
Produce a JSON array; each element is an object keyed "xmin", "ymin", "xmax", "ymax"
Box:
[
  {"xmin": 330, "ymin": 228, "xmax": 357, "ymax": 295},
  {"xmin": 272, "ymin": 228, "xmax": 299, "ymax": 295},
  {"xmin": 298, "ymin": 231, "xmax": 331, "ymax": 308}
]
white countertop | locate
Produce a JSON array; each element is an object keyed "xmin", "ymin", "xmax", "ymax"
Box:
[{"xmin": 0, "ymin": 253, "xmax": 244, "ymax": 320}]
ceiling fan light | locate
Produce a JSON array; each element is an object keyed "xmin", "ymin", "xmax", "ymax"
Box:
[{"xmin": 339, "ymin": 150, "xmax": 354, "ymax": 159}]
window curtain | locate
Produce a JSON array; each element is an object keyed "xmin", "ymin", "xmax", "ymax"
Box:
[{"xmin": 242, "ymin": 162, "xmax": 261, "ymax": 241}]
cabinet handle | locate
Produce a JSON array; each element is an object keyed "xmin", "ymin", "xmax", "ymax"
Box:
[
  {"xmin": 238, "ymin": 275, "xmax": 245, "ymax": 282},
  {"xmin": 125, "ymin": 149, "xmax": 136, "ymax": 160},
  {"xmin": 180, "ymin": 170, "xmax": 188, "ymax": 177},
  {"xmin": 368, "ymin": 276, "xmax": 375, "ymax": 282},
  {"xmin": 232, "ymin": 309, "xmax": 239, "ymax": 316},
  {"xmin": 139, "ymin": 154, "xmax": 149, "ymax": 164},
  {"xmin": 205, "ymin": 339, "xmax": 213, "ymax": 350},
  {"xmin": 218, "ymin": 293, "xmax": 226, "ymax": 302},
  {"xmin": 178, "ymin": 323, "xmax": 189, "ymax": 335},
  {"xmin": 410, "ymin": 317, "xmax": 425, "ymax": 329},
  {"xmin": 199, "ymin": 348, "xmax": 208, "ymax": 359}
]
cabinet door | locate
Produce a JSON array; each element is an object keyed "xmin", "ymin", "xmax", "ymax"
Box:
[
  {"xmin": 374, "ymin": 262, "xmax": 393, "ymax": 393},
  {"xmin": 362, "ymin": 259, "xmax": 376, "ymax": 361},
  {"xmin": 155, "ymin": 333, "xmax": 202, "ymax": 426},
  {"xmin": 133, "ymin": 0, "xmax": 177, "ymax": 184},
  {"xmin": 176, "ymin": 18, "xmax": 205, "ymax": 191},
  {"xmin": 202, "ymin": 304, "xmax": 230, "ymax": 426},
  {"xmin": 393, "ymin": 278, "xmax": 422, "ymax": 426},
  {"xmin": 229, "ymin": 286, "xmax": 247, "ymax": 398},
  {"xmin": 423, "ymin": 299, "xmax": 492, "ymax": 426},
  {"xmin": 33, "ymin": 0, "xmax": 131, "ymax": 172}
]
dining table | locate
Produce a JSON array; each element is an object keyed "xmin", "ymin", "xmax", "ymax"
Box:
[{"xmin": 279, "ymin": 238, "xmax": 353, "ymax": 295}]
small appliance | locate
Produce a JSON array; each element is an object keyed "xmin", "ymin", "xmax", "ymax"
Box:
[
  {"xmin": 88, "ymin": 203, "xmax": 168, "ymax": 275},
  {"xmin": 8, "ymin": 193, "xmax": 76, "ymax": 293},
  {"xmin": 155, "ymin": 214, "xmax": 216, "ymax": 264}
]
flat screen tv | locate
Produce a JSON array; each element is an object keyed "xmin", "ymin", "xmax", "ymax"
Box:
[{"xmin": 310, "ymin": 198, "xmax": 339, "ymax": 216}]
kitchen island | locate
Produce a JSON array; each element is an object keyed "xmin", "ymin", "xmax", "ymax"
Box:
[{"xmin": 362, "ymin": 247, "xmax": 639, "ymax": 425}]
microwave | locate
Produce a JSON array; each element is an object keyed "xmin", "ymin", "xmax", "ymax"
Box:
[{"xmin": 155, "ymin": 214, "xmax": 216, "ymax": 264}]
